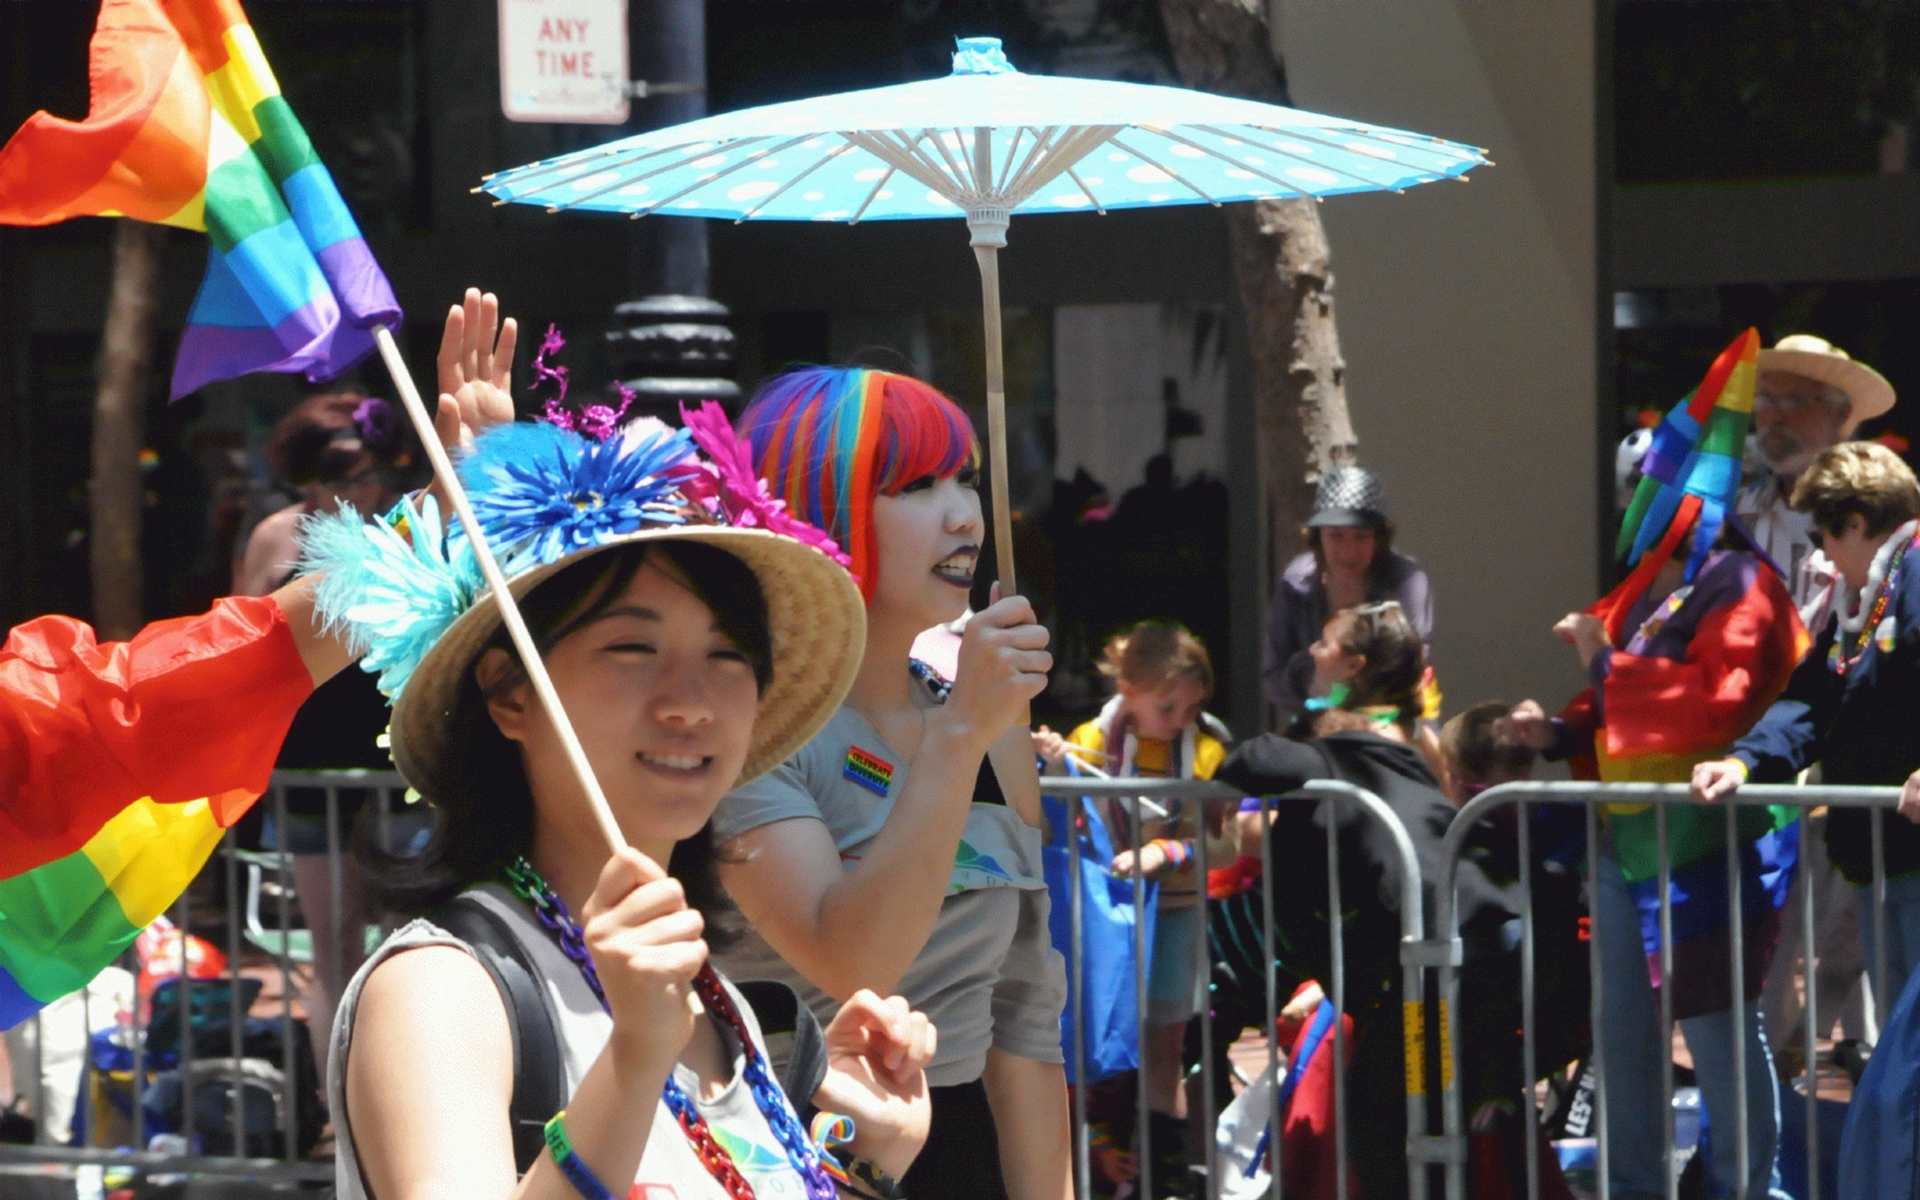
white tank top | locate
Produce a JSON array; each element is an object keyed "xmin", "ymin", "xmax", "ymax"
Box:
[{"xmin": 327, "ymin": 882, "xmax": 816, "ymax": 1199}]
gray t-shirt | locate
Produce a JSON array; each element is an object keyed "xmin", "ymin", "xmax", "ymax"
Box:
[
  {"xmin": 329, "ymin": 884, "xmax": 818, "ymax": 1199},
  {"xmin": 711, "ymin": 705, "xmax": 1067, "ymax": 1088}
]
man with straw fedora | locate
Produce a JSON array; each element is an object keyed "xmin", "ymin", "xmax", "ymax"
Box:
[{"xmin": 1738, "ymin": 334, "xmax": 1897, "ymax": 629}]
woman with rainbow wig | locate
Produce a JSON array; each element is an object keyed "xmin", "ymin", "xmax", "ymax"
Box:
[{"xmin": 710, "ymin": 367, "xmax": 1069, "ymax": 1200}]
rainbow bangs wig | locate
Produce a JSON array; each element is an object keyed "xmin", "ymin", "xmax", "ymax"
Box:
[{"xmin": 739, "ymin": 366, "xmax": 978, "ymax": 600}]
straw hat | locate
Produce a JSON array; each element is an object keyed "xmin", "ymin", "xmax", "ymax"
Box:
[
  {"xmin": 301, "ymin": 405, "xmax": 865, "ymax": 801},
  {"xmin": 1757, "ymin": 335, "xmax": 1895, "ymax": 433},
  {"xmin": 391, "ymin": 526, "xmax": 862, "ymax": 797}
]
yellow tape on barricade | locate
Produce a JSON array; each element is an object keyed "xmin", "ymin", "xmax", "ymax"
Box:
[{"xmin": 1404, "ymin": 999, "xmax": 1425, "ymax": 1095}]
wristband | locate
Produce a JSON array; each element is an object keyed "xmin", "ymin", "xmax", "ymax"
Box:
[
  {"xmin": 544, "ymin": 1111, "xmax": 622, "ymax": 1200},
  {"xmin": 1152, "ymin": 837, "xmax": 1191, "ymax": 869},
  {"xmin": 829, "ymin": 1153, "xmax": 906, "ymax": 1200},
  {"xmin": 813, "ymin": 1112, "xmax": 906, "ymax": 1200},
  {"xmin": 811, "ymin": 1111, "xmax": 857, "ymax": 1186},
  {"xmin": 1726, "ymin": 758, "xmax": 1751, "ymax": 784}
]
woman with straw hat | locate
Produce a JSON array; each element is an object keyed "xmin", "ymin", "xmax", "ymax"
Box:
[{"xmin": 310, "ymin": 403, "xmax": 937, "ymax": 1200}]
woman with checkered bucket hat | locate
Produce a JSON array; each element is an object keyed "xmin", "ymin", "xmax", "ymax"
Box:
[{"xmin": 1262, "ymin": 466, "xmax": 1437, "ymax": 728}]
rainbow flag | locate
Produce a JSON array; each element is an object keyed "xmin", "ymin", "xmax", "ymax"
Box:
[
  {"xmin": 0, "ymin": 596, "xmax": 313, "ymax": 1030},
  {"xmin": 0, "ymin": 0, "xmax": 400, "ymax": 399},
  {"xmin": 1596, "ymin": 328, "xmax": 1761, "ymax": 634}
]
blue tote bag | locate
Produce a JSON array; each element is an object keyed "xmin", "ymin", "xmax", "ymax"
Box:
[{"xmin": 1042, "ymin": 763, "xmax": 1156, "ymax": 1085}]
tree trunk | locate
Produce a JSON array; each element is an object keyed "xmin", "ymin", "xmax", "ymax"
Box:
[
  {"xmin": 1156, "ymin": 0, "xmax": 1358, "ymax": 561},
  {"xmin": 90, "ymin": 219, "xmax": 164, "ymax": 640}
]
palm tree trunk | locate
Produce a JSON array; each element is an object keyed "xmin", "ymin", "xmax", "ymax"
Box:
[{"xmin": 1157, "ymin": 0, "xmax": 1358, "ymax": 552}]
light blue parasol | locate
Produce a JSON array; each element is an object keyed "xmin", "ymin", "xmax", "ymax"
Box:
[{"xmin": 480, "ymin": 37, "xmax": 1489, "ymax": 592}]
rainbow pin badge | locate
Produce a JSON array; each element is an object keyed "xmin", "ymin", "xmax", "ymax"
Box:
[{"xmin": 844, "ymin": 746, "xmax": 894, "ymax": 796}]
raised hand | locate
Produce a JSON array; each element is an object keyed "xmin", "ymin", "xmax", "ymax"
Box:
[
  {"xmin": 812, "ymin": 990, "xmax": 935, "ymax": 1180},
  {"xmin": 434, "ymin": 287, "xmax": 518, "ymax": 451},
  {"xmin": 1553, "ymin": 611, "xmax": 1611, "ymax": 669},
  {"xmin": 579, "ymin": 848, "xmax": 707, "ymax": 1072}
]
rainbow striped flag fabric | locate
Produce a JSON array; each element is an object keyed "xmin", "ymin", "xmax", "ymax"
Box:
[
  {"xmin": 1617, "ymin": 330, "xmax": 1760, "ymax": 577},
  {"xmin": 0, "ymin": 0, "xmax": 401, "ymax": 399},
  {"xmin": 0, "ymin": 597, "xmax": 313, "ymax": 1030}
]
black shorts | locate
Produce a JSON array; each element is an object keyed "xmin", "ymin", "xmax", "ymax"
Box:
[{"xmin": 900, "ymin": 1079, "xmax": 1009, "ymax": 1200}]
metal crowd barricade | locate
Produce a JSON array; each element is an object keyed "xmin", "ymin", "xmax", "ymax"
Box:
[
  {"xmin": 1040, "ymin": 776, "xmax": 1446, "ymax": 1200},
  {"xmin": 0, "ymin": 768, "xmax": 410, "ymax": 1191},
  {"xmin": 1432, "ymin": 780, "xmax": 1907, "ymax": 1200}
]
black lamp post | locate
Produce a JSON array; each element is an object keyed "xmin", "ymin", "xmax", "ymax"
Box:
[{"xmin": 606, "ymin": 295, "xmax": 741, "ymax": 422}]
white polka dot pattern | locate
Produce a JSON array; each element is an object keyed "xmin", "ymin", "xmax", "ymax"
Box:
[{"xmin": 482, "ymin": 43, "xmax": 1488, "ymax": 224}]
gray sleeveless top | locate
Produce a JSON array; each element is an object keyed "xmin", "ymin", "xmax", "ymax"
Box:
[{"xmin": 328, "ymin": 883, "xmax": 816, "ymax": 1199}]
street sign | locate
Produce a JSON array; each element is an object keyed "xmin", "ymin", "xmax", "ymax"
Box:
[{"xmin": 498, "ymin": 0, "xmax": 630, "ymax": 124}]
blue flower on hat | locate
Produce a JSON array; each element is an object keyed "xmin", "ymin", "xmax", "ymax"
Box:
[{"xmin": 458, "ymin": 420, "xmax": 702, "ymax": 572}]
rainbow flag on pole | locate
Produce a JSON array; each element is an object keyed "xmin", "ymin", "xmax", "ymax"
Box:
[
  {"xmin": 0, "ymin": 597, "xmax": 314, "ymax": 1030},
  {"xmin": 0, "ymin": 0, "xmax": 401, "ymax": 398}
]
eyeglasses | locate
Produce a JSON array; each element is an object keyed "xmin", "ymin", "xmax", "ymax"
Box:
[{"xmin": 1353, "ymin": 600, "xmax": 1403, "ymax": 618}]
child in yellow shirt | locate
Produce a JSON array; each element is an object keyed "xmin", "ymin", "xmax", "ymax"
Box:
[{"xmin": 1034, "ymin": 620, "xmax": 1235, "ymax": 1199}]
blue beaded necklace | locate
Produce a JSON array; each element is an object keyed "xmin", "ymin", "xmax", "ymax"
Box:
[{"xmin": 500, "ymin": 857, "xmax": 837, "ymax": 1200}]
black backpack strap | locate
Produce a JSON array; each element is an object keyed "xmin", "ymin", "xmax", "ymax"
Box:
[
  {"xmin": 732, "ymin": 979, "xmax": 830, "ymax": 1120},
  {"xmin": 426, "ymin": 895, "xmax": 564, "ymax": 1176}
]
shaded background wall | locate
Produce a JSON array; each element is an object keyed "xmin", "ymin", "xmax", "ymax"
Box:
[{"xmin": 1273, "ymin": 0, "xmax": 1603, "ymax": 720}]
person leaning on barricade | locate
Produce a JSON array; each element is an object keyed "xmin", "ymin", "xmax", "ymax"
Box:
[
  {"xmin": 1695, "ymin": 441, "xmax": 1920, "ymax": 1000},
  {"xmin": 1507, "ymin": 330, "xmax": 1806, "ymax": 1200},
  {"xmin": 1215, "ymin": 602, "xmax": 1560, "ymax": 1200}
]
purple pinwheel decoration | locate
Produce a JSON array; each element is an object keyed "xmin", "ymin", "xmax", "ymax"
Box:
[{"xmin": 532, "ymin": 324, "xmax": 634, "ymax": 442}]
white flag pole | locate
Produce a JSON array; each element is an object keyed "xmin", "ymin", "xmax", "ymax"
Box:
[{"xmin": 373, "ymin": 326, "xmax": 629, "ymax": 857}]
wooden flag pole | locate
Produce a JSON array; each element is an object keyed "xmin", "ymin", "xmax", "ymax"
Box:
[{"xmin": 373, "ymin": 327, "xmax": 629, "ymax": 858}]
